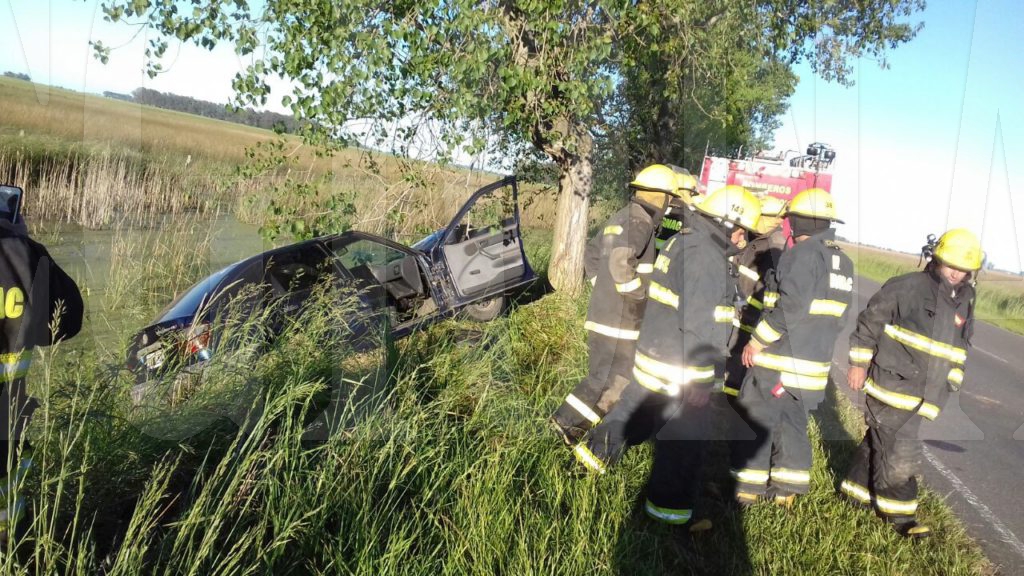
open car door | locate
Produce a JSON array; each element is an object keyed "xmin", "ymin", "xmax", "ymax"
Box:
[{"xmin": 432, "ymin": 176, "xmax": 535, "ymax": 310}]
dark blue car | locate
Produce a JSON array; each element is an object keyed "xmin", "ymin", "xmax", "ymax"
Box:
[{"xmin": 127, "ymin": 176, "xmax": 536, "ymax": 401}]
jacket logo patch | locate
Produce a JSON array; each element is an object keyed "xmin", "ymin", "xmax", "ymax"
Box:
[
  {"xmin": 0, "ymin": 287, "xmax": 25, "ymax": 319},
  {"xmin": 829, "ymin": 273, "xmax": 853, "ymax": 292},
  {"xmin": 954, "ymin": 314, "xmax": 964, "ymax": 328}
]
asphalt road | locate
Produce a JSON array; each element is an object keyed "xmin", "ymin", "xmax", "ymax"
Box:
[{"xmin": 832, "ymin": 275, "xmax": 1024, "ymax": 575}]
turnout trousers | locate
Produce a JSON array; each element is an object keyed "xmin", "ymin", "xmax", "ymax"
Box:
[
  {"xmin": 729, "ymin": 366, "xmax": 817, "ymax": 497},
  {"xmin": 553, "ymin": 331, "xmax": 637, "ymax": 440},
  {"xmin": 840, "ymin": 397, "xmax": 923, "ymax": 523},
  {"xmin": 576, "ymin": 380, "xmax": 709, "ymax": 525}
]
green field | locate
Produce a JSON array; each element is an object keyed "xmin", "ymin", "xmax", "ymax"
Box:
[{"xmin": 0, "ymin": 81, "xmax": 996, "ymax": 574}]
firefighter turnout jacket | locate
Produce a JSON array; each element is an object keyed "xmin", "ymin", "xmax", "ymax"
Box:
[
  {"xmin": 724, "ymin": 232, "xmax": 784, "ymax": 396},
  {"xmin": 749, "ymin": 229, "xmax": 854, "ymax": 398},
  {"xmin": 1, "ymin": 221, "xmax": 83, "ymax": 379},
  {"xmin": 848, "ymin": 268, "xmax": 974, "ymax": 421},
  {"xmin": 574, "ymin": 213, "xmax": 737, "ymax": 475},
  {"xmin": 632, "ymin": 214, "xmax": 736, "ymax": 398},
  {"xmin": 583, "ymin": 200, "xmax": 660, "ymax": 341}
]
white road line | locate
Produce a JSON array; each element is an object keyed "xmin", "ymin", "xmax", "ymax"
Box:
[
  {"xmin": 923, "ymin": 447, "xmax": 1024, "ymax": 560},
  {"xmin": 972, "ymin": 346, "xmax": 1011, "ymax": 366}
]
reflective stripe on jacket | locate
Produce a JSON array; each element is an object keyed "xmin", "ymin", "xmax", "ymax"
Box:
[
  {"xmin": 750, "ymin": 229, "xmax": 853, "ymax": 396},
  {"xmin": 633, "ymin": 215, "xmax": 735, "ymax": 395}
]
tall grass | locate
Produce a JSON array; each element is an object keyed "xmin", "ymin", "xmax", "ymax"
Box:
[{"xmin": 4, "ymin": 243, "xmax": 992, "ymax": 574}]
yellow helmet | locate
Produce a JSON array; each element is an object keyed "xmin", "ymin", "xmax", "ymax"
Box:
[
  {"xmin": 934, "ymin": 228, "xmax": 983, "ymax": 271},
  {"xmin": 788, "ymin": 188, "xmax": 843, "ymax": 223},
  {"xmin": 631, "ymin": 164, "xmax": 681, "ymax": 210},
  {"xmin": 754, "ymin": 195, "xmax": 788, "ymax": 235},
  {"xmin": 696, "ymin": 185, "xmax": 762, "ymax": 232},
  {"xmin": 630, "ymin": 164, "xmax": 679, "ymax": 194},
  {"xmin": 675, "ymin": 173, "xmax": 701, "ymax": 205}
]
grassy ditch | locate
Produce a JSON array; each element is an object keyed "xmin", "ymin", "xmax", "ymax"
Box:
[
  {"xmin": 4, "ymin": 239, "xmax": 992, "ymax": 574},
  {"xmin": 844, "ymin": 243, "xmax": 1024, "ymax": 336}
]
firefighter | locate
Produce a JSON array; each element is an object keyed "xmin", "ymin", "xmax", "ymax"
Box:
[
  {"xmin": 840, "ymin": 229, "xmax": 981, "ymax": 538},
  {"xmin": 574, "ymin": 185, "xmax": 761, "ymax": 529},
  {"xmin": 0, "ymin": 202, "xmax": 84, "ymax": 542},
  {"xmin": 655, "ymin": 169, "xmax": 702, "ymax": 250},
  {"xmin": 550, "ymin": 164, "xmax": 684, "ymax": 445},
  {"xmin": 722, "ymin": 195, "xmax": 788, "ymax": 399},
  {"xmin": 729, "ymin": 188, "xmax": 853, "ymax": 507}
]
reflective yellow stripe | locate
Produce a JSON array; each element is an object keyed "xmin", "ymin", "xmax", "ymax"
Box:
[
  {"xmin": 737, "ymin": 264, "xmax": 760, "ymax": 282},
  {"xmin": 780, "ymin": 372, "xmax": 828, "ymax": 391},
  {"xmin": 722, "ymin": 385, "xmax": 739, "ymax": 397},
  {"xmin": 753, "ymin": 353, "xmax": 831, "ymax": 377},
  {"xmin": 634, "ymin": 351, "xmax": 715, "ymax": 386},
  {"xmin": 746, "ymin": 295, "xmax": 764, "ymax": 310},
  {"xmin": 737, "ymin": 323, "xmax": 754, "ymax": 334},
  {"xmin": 573, "ymin": 444, "xmax": 607, "ymax": 474},
  {"xmin": 1, "ymin": 352, "xmax": 31, "ymax": 381},
  {"xmin": 948, "ymin": 367, "xmax": 964, "ymax": 386},
  {"xmin": 644, "ymin": 500, "xmax": 692, "ymax": 525},
  {"xmin": 730, "ymin": 468, "xmax": 770, "ymax": 485},
  {"xmin": 884, "ymin": 324, "xmax": 967, "ymax": 364},
  {"xmin": 633, "ymin": 366, "xmax": 680, "ymax": 396},
  {"xmin": 565, "ymin": 394, "xmax": 601, "ymax": 425},
  {"xmin": 584, "ymin": 321, "xmax": 639, "ymax": 340},
  {"xmin": 809, "ymin": 299, "xmax": 848, "ymax": 317},
  {"xmin": 763, "ymin": 292, "xmax": 779, "ymax": 308},
  {"xmin": 637, "ymin": 263, "xmax": 654, "ymax": 275},
  {"xmin": 863, "ymin": 378, "xmax": 941, "ymax": 420},
  {"xmin": 849, "ymin": 347, "xmax": 874, "ymax": 363},
  {"xmin": 603, "ymin": 224, "xmax": 623, "ymax": 236},
  {"xmin": 653, "ymin": 253, "xmax": 671, "ymax": 274},
  {"xmin": 875, "ymin": 495, "xmax": 918, "ymax": 516},
  {"xmin": 771, "ymin": 468, "xmax": 810, "ymax": 485},
  {"xmin": 714, "ymin": 305, "xmax": 735, "ymax": 323},
  {"xmin": 648, "ymin": 281, "xmax": 679, "ymax": 309},
  {"xmin": 754, "ymin": 320, "xmax": 782, "ymax": 344},
  {"xmin": 840, "ymin": 479, "xmax": 872, "ymax": 504},
  {"xmin": 616, "ymin": 277, "xmax": 643, "ymax": 294}
]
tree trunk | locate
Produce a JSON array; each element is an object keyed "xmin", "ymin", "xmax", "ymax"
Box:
[{"xmin": 548, "ymin": 152, "xmax": 593, "ymax": 296}]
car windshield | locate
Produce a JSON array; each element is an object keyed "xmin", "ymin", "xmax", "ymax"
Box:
[{"xmin": 156, "ymin": 262, "xmax": 240, "ymax": 323}]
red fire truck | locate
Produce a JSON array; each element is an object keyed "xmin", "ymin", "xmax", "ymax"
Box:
[{"xmin": 699, "ymin": 142, "xmax": 836, "ymax": 215}]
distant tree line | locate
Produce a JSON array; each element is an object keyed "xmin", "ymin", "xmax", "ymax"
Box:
[
  {"xmin": 128, "ymin": 87, "xmax": 300, "ymax": 134},
  {"xmin": 3, "ymin": 71, "xmax": 31, "ymax": 81}
]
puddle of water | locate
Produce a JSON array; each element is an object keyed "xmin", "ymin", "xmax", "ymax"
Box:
[{"xmin": 36, "ymin": 214, "xmax": 269, "ymax": 347}]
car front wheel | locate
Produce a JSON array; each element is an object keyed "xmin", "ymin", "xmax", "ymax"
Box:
[{"xmin": 462, "ymin": 294, "xmax": 505, "ymax": 322}]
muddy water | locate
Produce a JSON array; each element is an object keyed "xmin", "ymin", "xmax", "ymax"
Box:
[{"xmin": 37, "ymin": 214, "xmax": 269, "ymax": 347}]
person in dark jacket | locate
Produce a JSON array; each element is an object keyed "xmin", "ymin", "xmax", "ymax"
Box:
[
  {"xmin": 840, "ymin": 228, "xmax": 981, "ymax": 538},
  {"xmin": 550, "ymin": 165, "xmax": 684, "ymax": 445},
  {"xmin": 730, "ymin": 188, "xmax": 853, "ymax": 507},
  {"xmin": 574, "ymin": 185, "xmax": 762, "ymax": 531},
  {"xmin": 654, "ymin": 169, "xmax": 701, "ymax": 250},
  {"xmin": 723, "ymin": 195, "xmax": 787, "ymax": 399},
  {"xmin": 0, "ymin": 190, "xmax": 84, "ymax": 540}
]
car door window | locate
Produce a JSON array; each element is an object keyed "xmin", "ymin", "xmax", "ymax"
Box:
[{"xmin": 260, "ymin": 243, "xmax": 334, "ymax": 296}]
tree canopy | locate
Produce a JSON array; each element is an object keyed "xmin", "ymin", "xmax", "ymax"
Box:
[{"xmin": 95, "ymin": 0, "xmax": 926, "ymax": 293}]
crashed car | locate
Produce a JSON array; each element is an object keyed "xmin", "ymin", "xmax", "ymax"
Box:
[{"xmin": 127, "ymin": 176, "xmax": 536, "ymax": 401}]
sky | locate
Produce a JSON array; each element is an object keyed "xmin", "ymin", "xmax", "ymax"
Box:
[{"xmin": 2, "ymin": 0, "xmax": 1023, "ymax": 273}]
